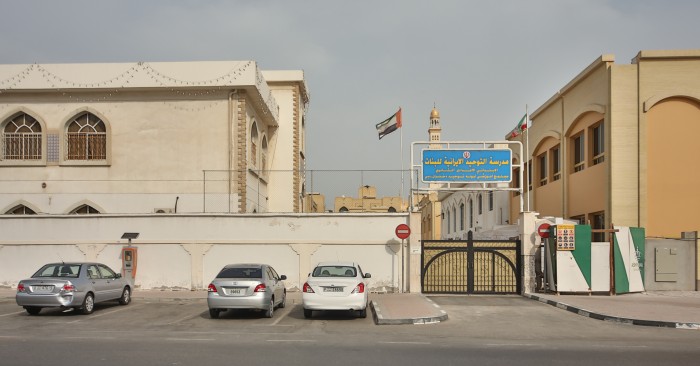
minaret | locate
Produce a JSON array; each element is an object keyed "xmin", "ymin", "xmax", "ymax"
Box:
[
  {"xmin": 429, "ymin": 106, "xmax": 442, "ymax": 191},
  {"xmin": 429, "ymin": 106, "xmax": 442, "ymax": 148}
]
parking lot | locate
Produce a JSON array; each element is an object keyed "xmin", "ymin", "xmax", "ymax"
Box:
[{"xmin": 2, "ymin": 292, "xmax": 700, "ymax": 366}]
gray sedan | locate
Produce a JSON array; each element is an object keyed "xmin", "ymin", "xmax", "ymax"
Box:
[
  {"xmin": 207, "ymin": 263, "xmax": 287, "ymax": 318},
  {"xmin": 16, "ymin": 262, "xmax": 132, "ymax": 315}
]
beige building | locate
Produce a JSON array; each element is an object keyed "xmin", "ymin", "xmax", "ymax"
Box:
[
  {"xmin": 507, "ymin": 49, "xmax": 700, "ymax": 242},
  {"xmin": 334, "ymin": 185, "xmax": 406, "ymax": 213},
  {"xmin": 0, "ymin": 61, "xmax": 309, "ymax": 214},
  {"xmin": 303, "ymin": 192, "xmax": 326, "ymax": 213}
]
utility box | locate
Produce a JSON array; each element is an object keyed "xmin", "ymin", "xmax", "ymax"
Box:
[{"xmin": 655, "ymin": 247, "xmax": 678, "ymax": 282}]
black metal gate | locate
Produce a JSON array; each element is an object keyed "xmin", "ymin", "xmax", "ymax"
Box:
[{"xmin": 421, "ymin": 232, "xmax": 521, "ymax": 294}]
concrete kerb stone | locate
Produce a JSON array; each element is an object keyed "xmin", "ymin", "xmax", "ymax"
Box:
[
  {"xmin": 370, "ymin": 295, "xmax": 448, "ymax": 325},
  {"xmin": 524, "ymin": 293, "xmax": 700, "ymax": 330}
]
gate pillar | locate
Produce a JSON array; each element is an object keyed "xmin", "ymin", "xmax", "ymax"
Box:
[{"xmin": 519, "ymin": 211, "xmax": 540, "ymax": 294}]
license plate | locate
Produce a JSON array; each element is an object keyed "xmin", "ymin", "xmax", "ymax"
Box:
[
  {"xmin": 226, "ymin": 288, "xmax": 243, "ymax": 295},
  {"xmin": 323, "ymin": 287, "xmax": 343, "ymax": 292},
  {"xmin": 33, "ymin": 285, "xmax": 54, "ymax": 292}
]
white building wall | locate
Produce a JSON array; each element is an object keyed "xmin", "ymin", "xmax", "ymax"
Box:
[
  {"xmin": 267, "ymin": 86, "xmax": 298, "ymax": 213},
  {"xmin": 0, "ymin": 214, "xmax": 409, "ymax": 292}
]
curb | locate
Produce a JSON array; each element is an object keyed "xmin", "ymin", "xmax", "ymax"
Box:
[
  {"xmin": 524, "ymin": 293, "xmax": 700, "ymax": 330},
  {"xmin": 370, "ymin": 296, "xmax": 448, "ymax": 325}
]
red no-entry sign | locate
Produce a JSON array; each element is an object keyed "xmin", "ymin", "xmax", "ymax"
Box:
[
  {"xmin": 538, "ymin": 223, "xmax": 551, "ymax": 238},
  {"xmin": 395, "ymin": 224, "xmax": 411, "ymax": 240}
]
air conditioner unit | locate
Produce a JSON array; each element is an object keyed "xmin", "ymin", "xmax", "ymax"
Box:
[{"xmin": 154, "ymin": 208, "xmax": 174, "ymax": 214}]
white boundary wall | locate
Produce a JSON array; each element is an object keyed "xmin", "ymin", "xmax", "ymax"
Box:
[{"xmin": 0, "ymin": 214, "xmax": 409, "ymax": 292}]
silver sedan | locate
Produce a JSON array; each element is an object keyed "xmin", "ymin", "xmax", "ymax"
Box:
[
  {"xmin": 16, "ymin": 262, "xmax": 133, "ymax": 315},
  {"xmin": 207, "ymin": 263, "xmax": 287, "ymax": 318}
]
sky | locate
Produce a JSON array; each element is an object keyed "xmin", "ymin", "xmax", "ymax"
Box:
[{"xmin": 1, "ymin": 0, "xmax": 699, "ymax": 204}]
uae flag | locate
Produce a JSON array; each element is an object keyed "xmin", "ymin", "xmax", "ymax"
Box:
[
  {"xmin": 506, "ymin": 114, "xmax": 528, "ymax": 139},
  {"xmin": 376, "ymin": 108, "xmax": 402, "ymax": 140}
]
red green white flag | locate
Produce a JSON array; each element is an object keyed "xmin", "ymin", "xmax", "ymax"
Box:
[{"xmin": 376, "ymin": 108, "xmax": 402, "ymax": 140}]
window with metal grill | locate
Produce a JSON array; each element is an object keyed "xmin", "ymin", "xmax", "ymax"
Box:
[
  {"xmin": 592, "ymin": 122, "xmax": 605, "ymax": 166},
  {"xmin": 66, "ymin": 113, "xmax": 106, "ymax": 160},
  {"xmin": 551, "ymin": 145, "xmax": 561, "ymax": 181},
  {"xmin": 572, "ymin": 134, "xmax": 584, "ymax": 172},
  {"xmin": 538, "ymin": 153, "xmax": 547, "ymax": 186},
  {"xmin": 2, "ymin": 113, "xmax": 42, "ymax": 160}
]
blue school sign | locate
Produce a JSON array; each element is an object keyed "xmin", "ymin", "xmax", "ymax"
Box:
[{"xmin": 422, "ymin": 149, "xmax": 512, "ymax": 183}]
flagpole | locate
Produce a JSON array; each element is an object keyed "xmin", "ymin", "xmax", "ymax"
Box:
[
  {"xmin": 525, "ymin": 104, "xmax": 530, "ymax": 212},
  {"xmin": 399, "ymin": 107, "xmax": 404, "ymax": 211},
  {"xmin": 399, "ymin": 108, "xmax": 405, "ymax": 293}
]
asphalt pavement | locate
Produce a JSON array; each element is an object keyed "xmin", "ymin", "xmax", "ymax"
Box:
[{"xmin": 1, "ymin": 287, "xmax": 698, "ymax": 328}]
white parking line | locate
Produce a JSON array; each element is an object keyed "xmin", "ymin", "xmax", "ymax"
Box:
[
  {"xmin": 167, "ymin": 312, "xmax": 202, "ymax": 325},
  {"xmin": 167, "ymin": 338, "xmax": 215, "ymax": 342},
  {"xmin": 0, "ymin": 311, "xmax": 24, "ymax": 317},
  {"xmin": 269, "ymin": 304, "xmax": 294, "ymax": 326},
  {"xmin": 266, "ymin": 339, "xmax": 315, "ymax": 342},
  {"xmin": 65, "ymin": 304, "xmax": 144, "ymax": 324}
]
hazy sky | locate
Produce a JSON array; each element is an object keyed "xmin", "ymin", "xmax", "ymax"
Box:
[{"xmin": 2, "ymin": 0, "xmax": 698, "ymax": 201}]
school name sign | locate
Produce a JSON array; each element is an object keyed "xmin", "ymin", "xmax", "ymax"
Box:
[{"xmin": 422, "ymin": 149, "xmax": 512, "ymax": 183}]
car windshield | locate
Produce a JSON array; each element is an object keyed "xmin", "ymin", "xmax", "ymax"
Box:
[
  {"xmin": 217, "ymin": 267, "xmax": 262, "ymax": 279},
  {"xmin": 312, "ymin": 266, "xmax": 356, "ymax": 277},
  {"xmin": 32, "ymin": 264, "xmax": 81, "ymax": 278}
]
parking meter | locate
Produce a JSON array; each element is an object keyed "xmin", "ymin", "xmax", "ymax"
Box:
[{"xmin": 121, "ymin": 247, "xmax": 138, "ymax": 280}]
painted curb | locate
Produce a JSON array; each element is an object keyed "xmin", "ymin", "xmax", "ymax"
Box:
[
  {"xmin": 524, "ymin": 293, "xmax": 700, "ymax": 330},
  {"xmin": 371, "ymin": 296, "xmax": 448, "ymax": 325}
]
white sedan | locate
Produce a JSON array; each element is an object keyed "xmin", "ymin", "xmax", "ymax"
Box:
[{"xmin": 301, "ymin": 261, "xmax": 371, "ymax": 318}]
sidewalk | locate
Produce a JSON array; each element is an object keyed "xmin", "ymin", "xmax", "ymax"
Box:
[
  {"xmin": 370, "ymin": 293, "xmax": 448, "ymax": 325},
  {"xmin": 525, "ymin": 291, "xmax": 700, "ymax": 329}
]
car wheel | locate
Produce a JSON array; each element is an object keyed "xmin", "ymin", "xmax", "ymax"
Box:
[
  {"xmin": 118, "ymin": 287, "xmax": 131, "ymax": 305},
  {"xmin": 357, "ymin": 307, "xmax": 367, "ymax": 318},
  {"xmin": 25, "ymin": 306, "xmax": 41, "ymax": 315},
  {"xmin": 265, "ymin": 298, "xmax": 274, "ymax": 318},
  {"xmin": 209, "ymin": 308, "xmax": 220, "ymax": 319},
  {"xmin": 303, "ymin": 308, "xmax": 312, "ymax": 319},
  {"xmin": 80, "ymin": 293, "xmax": 95, "ymax": 315},
  {"xmin": 279, "ymin": 291, "xmax": 286, "ymax": 309}
]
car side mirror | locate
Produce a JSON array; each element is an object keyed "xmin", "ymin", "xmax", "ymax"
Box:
[
  {"xmin": 280, "ymin": 275, "xmax": 287, "ymax": 280},
  {"xmin": 364, "ymin": 273, "xmax": 371, "ymax": 279},
  {"xmin": 115, "ymin": 273, "xmax": 122, "ymax": 279}
]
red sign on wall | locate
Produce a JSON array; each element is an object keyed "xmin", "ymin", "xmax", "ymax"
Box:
[{"xmin": 395, "ymin": 224, "xmax": 411, "ymax": 240}]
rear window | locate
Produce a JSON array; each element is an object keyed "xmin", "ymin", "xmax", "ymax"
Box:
[
  {"xmin": 312, "ymin": 266, "xmax": 356, "ymax": 277},
  {"xmin": 217, "ymin": 267, "xmax": 262, "ymax": 279},
  {"xmin": 33, "ymin": 264, "xmax": 81, "ymax": 278}
]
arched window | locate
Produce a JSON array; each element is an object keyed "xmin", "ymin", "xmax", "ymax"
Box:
[
  {"xmin": 339, "ymin": 206, "xmax": 349, "ymax": 213},
  {"xmin": 468, "ymin": 199, "xmax": 474, "ymax": 228},
  {"xmin": 66, "ymin": 113, "xmax": 106, "ymax": 160},
  {"xmin": 478, "ymin": 194, "xmax": 483, "ymax": 215},
  {"xmin": 452, "ymin": 207, "xmax": 456, "ymax": 232},
  {"xmin": 6, "ymin": 204, "xmax": 36, "ymax": 214},
  {"xmin": 460, "ymin": 203, "xmax": 465, "ymax": 231},
  {"xmin": 388, "ymin": 206, "xmax": 396, "ymax": 213},
  {"xmin": 70, "ymin": 204, "xmax": 100, "ymax": 214},
  {"xmin": 3, "ymin": 113, "xmax": 42, "ymax": 160},
  {"xmin": 250, "ymin": 121, "xmax": 259, "ymax": 167},
  {"xmin": 446, "ymin": 210, "xmax": 451, "ymax": 233},
  {"xmin": 261, "ymin": 135, "xmax": 268, "ymax": 172}
]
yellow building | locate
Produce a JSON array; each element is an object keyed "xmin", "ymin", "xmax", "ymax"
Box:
[
  {"xmin": 507, "ymin": 50, "xmax": 700, "ymax": 242},
  {"xmin": 303, "ymin": 192, "xmax": 326, "ymax": 213},
  {"xmin": 334, "ymin": 185, "xmax": 406, "ymax": 213}
]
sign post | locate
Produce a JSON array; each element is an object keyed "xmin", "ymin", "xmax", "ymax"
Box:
[{"xmin": 395, "ymin": 224, "xmax": 411, "ymax": 293}]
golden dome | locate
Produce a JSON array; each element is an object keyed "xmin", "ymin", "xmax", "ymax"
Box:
[{"xmin": 430, "ymin": 107, "xmax": 440, "ymax": 119}]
